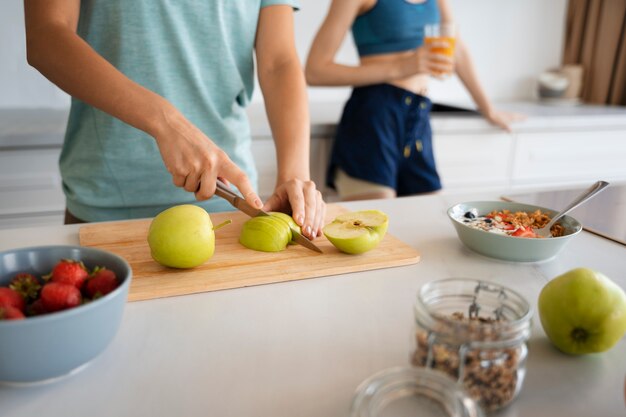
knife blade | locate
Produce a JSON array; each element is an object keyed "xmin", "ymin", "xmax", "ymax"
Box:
[
  {"xmin": 214, "ymin": 180, "xmax": 322, "ymax": 253},
  {"xmin": 288, "ymin": 228, "xmax": 324, "ymax": 253}
]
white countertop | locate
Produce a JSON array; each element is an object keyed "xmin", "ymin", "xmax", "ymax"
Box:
[
  {"xmin": 0, "ymin": 192, "xmax": 625, "ymax": 417},
  {"xmin": 3, "ymin": 100, "xmax": 626, "ymax": 148}
]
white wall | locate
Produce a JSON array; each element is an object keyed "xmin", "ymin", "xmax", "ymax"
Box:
[
  {"xmin": 0, "ymin": 0, "xmax": 567, "ymax": 109},
  {"xmin": 0, "ymin": 1, "xmax": 70, "ymax": 109}
]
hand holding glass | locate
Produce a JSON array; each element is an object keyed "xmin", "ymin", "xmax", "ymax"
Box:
[{"xmin": 424, "ymin": 23, "xmax": 456, "ymax": 77}]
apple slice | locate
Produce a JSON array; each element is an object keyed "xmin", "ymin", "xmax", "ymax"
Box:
[{"xmin": 323, "ymin": 210, "xmax": 388, "ymax": 254}]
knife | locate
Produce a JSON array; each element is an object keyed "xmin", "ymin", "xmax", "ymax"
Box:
[{"xmin": 214, "ymin": 179, "xmax": 323, "ymax": 253}]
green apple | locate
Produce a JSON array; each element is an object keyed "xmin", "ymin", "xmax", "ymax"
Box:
[
  {"xmin": 323, "ymin": 210, "xmax": 388, "ymax": 254},
  {"xmin": 269, "ymin": 212, "xmax": 302, "ymax": 245},
  {"xmin": 538, "ymin": 267, "xmax": 626, "ymax": 355},
  {"xmin": 239, "ymin": 214, "xmax": 292, "ymax": 252},
  {"xmin": 148, "ymin": 204, "xmax": 219, "ymax": 269}
]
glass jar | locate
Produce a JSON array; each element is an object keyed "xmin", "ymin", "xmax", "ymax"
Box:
[
  {"xmin": 411, "ymin": 279, "xmax": 532, "ymax": 412},
  {"xmin": 351, "ymin": 367, "xmax": 484, "ymax": 417}
]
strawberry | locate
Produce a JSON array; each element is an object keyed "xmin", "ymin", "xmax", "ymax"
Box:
[
  {"xmin": 9, "ymin": 273, "xmax": 41, "ymax": 301},
  {"xmin": 511, "ymin": 226, "xmax": 538, "ymax": 238},
  {"xmin": 0, "ymin": 306, "xmax": 25, "ymax": 320},
  {"xmin": 501, "ymin": 223, "xmax": 515, "ymax": 231},
  {"xmin": 40, "ymin": 282, "xmax": 82, "ymax": 312},
  {"xmin": 0, "ymin": 287, "xmax": 26, "ymax": 312},
  {"xmin": 26, "ymin": 299, "xmax": 47, "ymax": 317},
  {"xmin": 84, "ymin": 267, "xmax": 120, "ymax": 299},
  {"xmin": 49, "ymin": 259, "xmax": 89, "ymax": 288}
]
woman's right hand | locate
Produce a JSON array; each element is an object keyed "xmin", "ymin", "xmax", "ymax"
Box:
[
  {"xmin": 401, "ymin": 43, "xmax": 455, "ymax": 78},
  {"xmin": 152, "ymin": 107, "xmax": 262, "ymax": 209}
]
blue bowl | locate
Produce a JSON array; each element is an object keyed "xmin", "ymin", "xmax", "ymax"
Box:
[{"xmin": 0, "ymin": 246, "xmax": 131, "ymax": 384}]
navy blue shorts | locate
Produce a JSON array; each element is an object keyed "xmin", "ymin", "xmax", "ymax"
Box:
[{"xmin": 327, "ymin": 84, "xmax": 441, "ymax": 196}]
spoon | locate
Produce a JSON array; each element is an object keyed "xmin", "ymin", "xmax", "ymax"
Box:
[{"xmin": 535, "ymin": 180, "xmax": 610, "ymax": 237}]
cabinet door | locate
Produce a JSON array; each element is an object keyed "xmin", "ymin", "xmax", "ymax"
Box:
[
  {"xmin": 511, "ymin": 130, "xmax": 626, "ymax": 188},
  {"xmin": 434, "ymin": 133, "xmax": 513, "ymax": 191},
  {"xmin": 0, "ymin": 148, "xmax": 65, "ymax": 229},
  {"xmin": 251, "ymin": 138, "xmax": 277, "ymax": 200},
  {"xmin": 251, "ymin": 137, "xmax": 338, "ymax": 201},
  {"xmin": 309, "ymin": 137, "xmax": 338, "ymax": 200}
]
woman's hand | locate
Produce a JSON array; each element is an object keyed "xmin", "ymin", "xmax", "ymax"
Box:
[
  {"xmin": 400, "ymin": 43, "xmax": 455, "ymax": 78},
  {"xmin": 262, "ymin": 179, "xmax": 326, "ymax": 240},
  {"xmin": 481, "ymin": 108, "xmax": 526, "ymax": 132},
  {"xmin": 152, "ymin": 107, "xmax": 262, "ymax": 209}
]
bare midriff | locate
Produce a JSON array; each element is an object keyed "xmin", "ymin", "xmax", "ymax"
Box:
[{"xmin": 360, "ymin": 51, "xmax": 430, "ymax": 96}]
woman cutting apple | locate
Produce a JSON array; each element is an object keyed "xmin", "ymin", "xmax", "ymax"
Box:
[{"xmin": 23, "ymin": 0, "xmax": 325, "ymax": 240}]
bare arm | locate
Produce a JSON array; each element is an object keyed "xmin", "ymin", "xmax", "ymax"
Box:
[
  {"xmin": 24, "ymin": 0, "xmax": 261, "ymax": 206},
  {"xmin": 305, "ymin": 0, "xmax": 449, "ymax": 87},
  {"xmin": 439, "ymin": 0, "xmax": 524, "ymax": 131},
  {"xmin": 24, "ymin": 0, "xmax": 167, "ymax": 136},
  {"xmin": 255, "ymin": 5, "xmax": 325, "ymax": 238}
]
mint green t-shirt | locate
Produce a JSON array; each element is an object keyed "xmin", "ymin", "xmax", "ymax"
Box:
[{"xmin": 62, "ymin": 0, "xmax": 299, "ymax": 221}]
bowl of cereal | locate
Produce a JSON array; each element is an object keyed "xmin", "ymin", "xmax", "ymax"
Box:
[{"xmin": 447, "ymin": 201, "xmax": 582, "ymax": 262}]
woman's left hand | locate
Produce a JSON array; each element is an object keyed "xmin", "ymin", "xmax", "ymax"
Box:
[
  {"xmin": 262, "ymin": 179, "xmax": 326, "ymax": 240},
  {"xmin": 482, "ymin": 109, "xmax": 526, "ymax": 132}
]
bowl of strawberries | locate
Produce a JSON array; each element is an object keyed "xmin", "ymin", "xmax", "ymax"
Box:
[{"xmin": 0, "ymin": 245, "xmax": 131, "ymax": 384}]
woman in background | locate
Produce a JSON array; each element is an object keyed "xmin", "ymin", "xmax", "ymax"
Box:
[{"xmin": 306, "ymin": 0, "xmax": 523, "ymax": 201}]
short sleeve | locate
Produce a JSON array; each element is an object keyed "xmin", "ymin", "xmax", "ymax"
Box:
[{"xmin": 261, "ymin": 0, "xmax": 300, "ymax": 11}]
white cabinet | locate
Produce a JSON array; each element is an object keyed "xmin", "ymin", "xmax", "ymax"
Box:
[
  {"xmin": 250, "ymin": 138, "xmax": 277, "ymax": 200},
  {"xmin": 251, "ymin": 136, "xmax": 336, "ymax": 201},
  {"xmin": 432, "ymin": 124, "xmax": 626, "ymax": 194},
  {"xmin": 511, "ymin": 130, "xmax": 626, "ymax": 188},
  {"xmin": 431, "ymin": 102, "xmax": 626, "ymax": 193},
  {"xmin": 0, "ymin": 148, "xmax": 65, "ymax": 229},
  {"xmin": 434, "ymin": 132, "xmax": 513, "ymax": 191}
]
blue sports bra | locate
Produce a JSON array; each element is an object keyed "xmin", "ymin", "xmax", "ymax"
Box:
[{"xmin": 352, "ymin": 0, "xmax": 440, "ymax": 56}]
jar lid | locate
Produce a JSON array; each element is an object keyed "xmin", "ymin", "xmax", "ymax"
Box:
[
  {"xmin": 351, "ymin": 367, "xmax": 484, "ymax": 417},
  {"xmin": 414, "ymin": 278, "xmax": 532, "ymax": 345}
]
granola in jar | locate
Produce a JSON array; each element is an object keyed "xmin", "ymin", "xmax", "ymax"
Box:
[{"xmin": 412, "ymin": 280, "xmax": 532, "ymax": 412}]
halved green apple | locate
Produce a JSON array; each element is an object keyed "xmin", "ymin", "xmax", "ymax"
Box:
[
  {"xmin": 239, "ymin": 212, "xmax": 300, "ymax": 252},
  {"xmin": 323, "ymin": 210, "xmax": 389, "ymax": 254}
]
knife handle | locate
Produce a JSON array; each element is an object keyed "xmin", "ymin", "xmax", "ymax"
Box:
[{"xmin": 214, "ymin": 180, "xmax": 238, "ymax": 204}]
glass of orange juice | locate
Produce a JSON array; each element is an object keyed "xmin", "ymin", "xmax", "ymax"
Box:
[{"xmin": 424, "ymin": 23, "xmax": 457, "ymax": 76}]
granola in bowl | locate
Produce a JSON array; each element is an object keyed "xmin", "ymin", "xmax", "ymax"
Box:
[{"xmin": 459, "ymin": 208, "xmax": 565, "ymax": 238}]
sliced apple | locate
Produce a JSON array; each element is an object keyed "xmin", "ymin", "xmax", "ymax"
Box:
[
  {"xmin": 323, "ymin": 210, "xmax": 389, "ymax": 254},
  {"xmin": 239, "ymin": 214, "xmax": 291, "ymax": 252},
  {"xmin": 270, "ymin": 212, "xmax": 302, "ymax": 245}
]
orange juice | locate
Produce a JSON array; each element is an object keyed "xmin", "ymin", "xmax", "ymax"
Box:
[{"xmin": 424, "ymin": 36, "xmax": 456, "ymax": 57}]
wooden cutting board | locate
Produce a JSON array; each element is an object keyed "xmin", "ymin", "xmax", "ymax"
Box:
[{"xmin": 79, "ymin": 204, "xmax": 420, "ymax": 302}]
